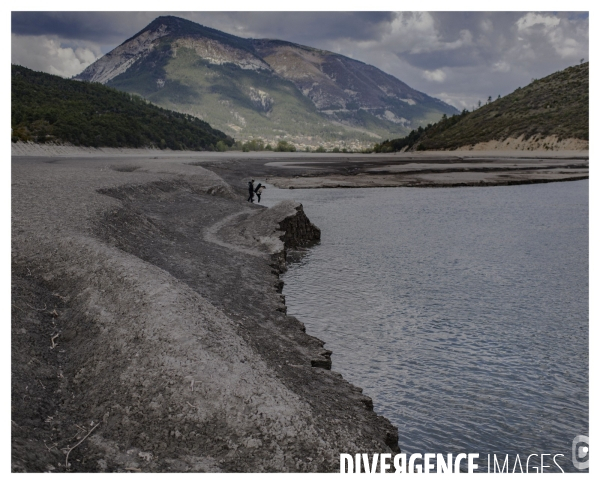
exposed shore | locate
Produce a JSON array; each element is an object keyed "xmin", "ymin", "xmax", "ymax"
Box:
[
  {"xmin": 259, "ymin": 152, "xmax": 588, "ymax": 189},
  {"xmin": 11, "ymin": 153, "xmax": 399, "ymax": 472},
  {"xmin": 11, "ymin": 148, "xmax": 588, "ymax": 472}
]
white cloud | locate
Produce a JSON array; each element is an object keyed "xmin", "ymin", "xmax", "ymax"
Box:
[
  {"xmin": 550, "ymin": 34, "xmax": 579, "ymax": 58},
  {"xmin": 480, "ymin": 19, "xmax": 493, "ymax": 33},
  {"xmin": 516, "ymin": 13, "xmax": 560, "ymax": 32},
  {"xmin": 383, "ymin": 13, "xmax": 473, "ymax": 55},
  {"xmin": 422, "ymin": 69, "xmax": 446, "ymax": 82},
  {"xmin": 385, "ymin": 12, "xmax": 438, "ymax": 54},
  {"xmin": 515, "ymin": 13, "xmax": 587, "ymax": 60},
  {"xmin": 440, "ymin": 29, "xmax": 473, "ymax": 52},
  {"xmin": 431, "ymin": 92, "xmax": 477, "ymax": 111},
  {"xmin": 11, "ymin": 34, "xmax": 101, "ymax": 78},
  {"xmin": 492, "ymin": 61, "xmax": 511, "ymax": 73}
]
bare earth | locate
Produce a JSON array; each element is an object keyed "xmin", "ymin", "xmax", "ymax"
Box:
[
  {"xmin": 11, "ymin": 147, "xmax": 587, "ymax": 472},
  {"xmin": 11, "ymin": 152, "xmax": 398, "ymax": 473},
  {"xmin": 258, "ymin": 152, "xmax": 588, "ymax": 189}
]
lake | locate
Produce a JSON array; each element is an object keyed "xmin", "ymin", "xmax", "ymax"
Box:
[{"xmin": 263, "ymin": 180, "xmax": 588, "ymax": 473}]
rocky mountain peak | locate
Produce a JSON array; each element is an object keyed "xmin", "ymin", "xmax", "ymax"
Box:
[{"xmin": 75, "ymin": 15, "xmax": 458, "ymax": 148}]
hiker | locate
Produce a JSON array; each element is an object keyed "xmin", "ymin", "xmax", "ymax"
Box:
[
  {"xmin": 247, "ymin": 179, "xmax": 255, "ymax": 203},
  {"xmin": 255, "ymin": 183, "xmax": 265, "ymax": 203}
]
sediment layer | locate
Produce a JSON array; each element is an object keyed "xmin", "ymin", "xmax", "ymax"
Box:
[{"xmin": 260, "ymin": 158, "xmax": 589, "ymax": 189}]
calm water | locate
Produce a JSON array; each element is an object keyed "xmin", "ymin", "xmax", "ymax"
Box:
[{"xmin": 262, "ymin": 180, "xmax": 588, "ymax": 472}]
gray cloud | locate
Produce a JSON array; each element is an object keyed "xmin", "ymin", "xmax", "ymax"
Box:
[
  {"xmin": 11, "ymin": 11, "xmax": 589, "ymax": 110},
  {"xmin": 11, "ymin": 11, "xmax": 394, "ymax": 45},
  {"xmin": 11, "ymin": 12, "xmax": 160, "ymax": 44},
  {"xmin": 11, "ymin": 33, "xmax": 101, "ymax": 78},
  {"xmin": 185, "ymin": 12, "xmax": 395, "ymax": 43}
]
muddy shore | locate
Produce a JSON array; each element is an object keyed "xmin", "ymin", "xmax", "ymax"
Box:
[
  {"xmin": 10, "ymin": 142, "xmax": 589, "ymax": 189},
  {"xmin": 11, "ymin": 153, "xmax": 399, "ymax": 472},
  {"xmin": 11, "ymin": 149, "xmax": 587, "ymax": 472},
  {"xmin": 249, "ymin": 153, "xmax": 588, "ymax": 189}
]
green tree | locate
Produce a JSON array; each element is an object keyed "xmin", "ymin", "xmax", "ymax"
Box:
[
  {"xmin": 242, "ymin": 139, "xmax": 265, "ymax": 151},
  {"xmin": 11, "ymin": 65, "xmax": 234, "ymax": 151},
  {"xmin": 274, "ymin": 140, "xmax": 296, "ymax": 152}
]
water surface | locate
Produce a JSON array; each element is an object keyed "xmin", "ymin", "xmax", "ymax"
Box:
[{"xmin": 263, "ymin": 180, "xmax": 588, "ymax": 472}]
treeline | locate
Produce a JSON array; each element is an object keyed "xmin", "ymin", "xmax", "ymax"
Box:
[
  {"xmin": 217, "ymin": 139, "xmax": 297, "ymax": 152},
  {"xmin": 217, "ymin": 138, "xmax": 357, "ymax": 153},
  {"xmin": 11, "ymin": 65, "xmax": 233, "ymax": 150},
  {"xmin": 373, "ymin": 110, "xmax": 471, "ymax": 152},
  {"xmin": 374, "ymin": 62, "xmax": 589, "ymax": 152}
]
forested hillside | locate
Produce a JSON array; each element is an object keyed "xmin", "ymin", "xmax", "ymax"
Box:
[
  {"xmin": 11, "ymin": 65, "xmax": 233, "ymax": 150},
  {"xmin": 375, "ymin": 62, "xmax": 588, "ymax": 152}
]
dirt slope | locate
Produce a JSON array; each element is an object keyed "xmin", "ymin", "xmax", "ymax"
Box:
[{"xmin": 11, "ymin": 154, "xmax": 398, "ymax": 472}]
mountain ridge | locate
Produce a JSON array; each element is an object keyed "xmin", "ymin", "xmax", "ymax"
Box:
[{"xmin": 75, "ymin": 16, "xmax": 458, "ymax": 149}]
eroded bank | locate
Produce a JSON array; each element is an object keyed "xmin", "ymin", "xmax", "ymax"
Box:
[{"xmin": 11, "ymin": 155, "xmax": 398, "ymax": 472}]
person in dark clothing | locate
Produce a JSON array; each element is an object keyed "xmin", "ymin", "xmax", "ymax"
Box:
[
  {"xmin": 247, "ymin": 179, "xmax": 255, "ymax": 203},
  {"xmin": 255, "ymin": 183, "xmax": 265, "ymax": 203}
]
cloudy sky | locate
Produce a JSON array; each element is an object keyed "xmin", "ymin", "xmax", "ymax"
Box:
[{"xmin": 11, "ymin": 9, "xmax": 589, "ymax": 110}]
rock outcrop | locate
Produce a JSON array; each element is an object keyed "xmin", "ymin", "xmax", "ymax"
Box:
[{"xmin": 277, "ymin": 202, "xmax": 321, "ymax": 250}]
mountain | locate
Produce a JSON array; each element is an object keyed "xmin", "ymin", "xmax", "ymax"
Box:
[
  {"xmin": 11, "ymin": 64, "xmax": 233, "ymax": 150},
  {"xmin": 376, "ymin": 62, "xmax": 589, "ymax": 152},
  {"xmin": 75, "ymin": 16, "xmax": 458, "ymax": 149}
]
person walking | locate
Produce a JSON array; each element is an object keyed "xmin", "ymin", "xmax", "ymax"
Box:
[
  {"xmin": 255, "ymin": 183, "xmax": 265, "ymax": 203},
  {"xmin": 247, "ymin": 179, "xmax": 255, "ymax": 203}
]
